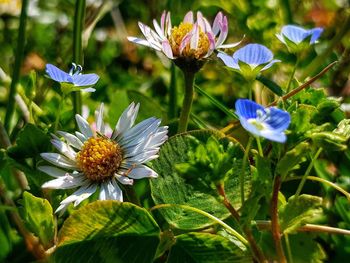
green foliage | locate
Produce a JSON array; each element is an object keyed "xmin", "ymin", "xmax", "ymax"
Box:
[
  {"xmin": 167, "ymin": 232, "xmax": 251, "ymax": 263},
  {"xmin": 151, "ymin": 130, "xmax": 251, "ymax": 229},
  {"xmin": 276, "ymin": 142, "xmax": 309, "ymax": 176},
  {"xmin": 279, "ymin": 194, "xmax": 323, "ymax": 234},
  {"xmin": 19, "ymin": 192, "xmax": 54, "ymax": 248},
  {"xmin": 54, "ymin": 201, "xmax": 160, "ymax": 263}
]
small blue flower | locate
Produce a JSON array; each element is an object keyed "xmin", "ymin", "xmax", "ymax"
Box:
[
  {"xmin": 276, "ymin": 25, "xmax": 323, "ymax": 51},
  {"xmin": 235, "ymin": 99, "xmax": 291, "ymax": 143},
  {"xmin": 218, "ymin": 44, "xmax": 280, "ymax": 79},
  {"xmin": 46, "ymin": 63, "xmax": 99, "ymax": 92}
]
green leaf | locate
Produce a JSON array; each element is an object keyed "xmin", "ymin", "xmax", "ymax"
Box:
[
  {"xmin": 256, "ymin": 75, "xmax": 284, "ymax": 96},
  {"xmin": 279, "ymin": 194, "xmax": 323, "ymax": 234},
  {"xmin": 54, "ymin": 201, "xmax": 160, "ymax": 263},
  {"xmin": 7, "ymin": 124, "xmax": 50, "ymax": 159},
  {"xmin": 167, "ymin": 233, "xmax": 251, "ymax": 263},
  {"xmin": 19, "ymin": 192, "xmax": 54, "ymax": 248},
  {"xmin": 333, "ymin": 119, "xmax": 350, "ymax": 140},
  {"xmin": 276, "ymin": 142, "xmax": 309, "ymax": 177},
  {"xmin": 310, "ymin": 132, "xmax": 347, "ymax": 151},
  {"xmin": 150, "ymin": 130, "xmax": 251, "ymax": 230}
]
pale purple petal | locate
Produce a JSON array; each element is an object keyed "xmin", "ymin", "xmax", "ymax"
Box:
[
  {"xmin": 162, "ymin": 40, "xmax": 174, "ymax": 59},
  {"xmin": 183, "ymin": 11, "xmax": 193, "ymax": 23},
  {"xmin": 212, "ymin": 12, "xmax": 223, "ymax": 36},
  {"xmin": 46, "ymin": 64, "xmax": 73, "ymax": 83},
  {"xmin": 217, "ymin": 52, "xmax": 239, "ymax": 69},
  {"xmin": 71, "ymin": 73, "xmax": 99, "ymax": 87}
]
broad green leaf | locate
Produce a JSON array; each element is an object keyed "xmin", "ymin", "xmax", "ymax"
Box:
[
  {"xmin": 279, "ymin": 194, "xmax": 323, "ymax": 234},
  {"xmin": 54, "ymin": 201, "xmax": 160, "ymax": 263},
  {"xmin": 19, "ymin": 192, "xmax": 54, "ymax": 248},
  {"xmin": 7, "ymin": 124, "xmax": 50, "ymax": 159},
  {"xmin": 150, "ymin": 130, "xmax": 251, "ymax": 230},
  {"xmin": 256, "ymin": 75, "xmax": 284, "ymax": 96},
  {"xmin": 167, "ymin": 233, "xmax": 251, "ymax": 263},
  {"xmin": 276, "ymin": 142, "xmax": 309, "ymax": 177}
]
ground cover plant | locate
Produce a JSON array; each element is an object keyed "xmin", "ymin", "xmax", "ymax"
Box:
[{"xmin": 1, "ymin": 0, "xmax": 350, "ymax": 262}]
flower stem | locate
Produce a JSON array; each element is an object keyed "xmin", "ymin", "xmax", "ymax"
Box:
[
  {"xmin": 4, "ymin": 0, "xmax": 29, "ymax": 132},
  {"xmin": 286, "ymin": 56, "xmax": 299, "ymax": 92},
  {"xmin": 240, "ymin": 137, "xmax": 253, "ymax": 205},
  {"xmin": 295, "ymin": 148, "xmax": 323, "ymax": 198},
  {"xmin": 72, "ymin": 0, "xmax": 86, "ymax": 116},
  {"xmin": 271, "ymin": 174, "xmax": 287, "ymax": 263},
  {"xmin": 150, "ymin": 203, "xmax": 249, "ymax": 246},
  {"xmin": 285, "ymin": 234, "xmax": 294, "ymax": 263},
  {"xmin": 256, "ymin": 137, "xmax": 264, "ymax": 157},
  {"xmin": 168, "ymin": 63, "xmax": 178, "ymax": 120},
  {"xmin": 217, "ymin": 184, "xmax": 267, "ymax": 263},
  {"xmin": 178, "ymin": 70, "xmax": 195, "ymax": 133}
]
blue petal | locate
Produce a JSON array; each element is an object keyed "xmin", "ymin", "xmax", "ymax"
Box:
[
  {"xmin": 233, "ymin": 44, "xmax": 273, "ymax": 67},
  {"xmin": 264, "ymin": 107, "xmax": 291, "ymax": 132},
  {"xmin": 71, "ymin": 74, "xmax": 99, "ymax": 86},
  {"xmin": 260, "ymin": 130, "xmax": 287, "ymax": 143},
  {"xmin": 309, "ymin": 27, "xmax": 323, "ymax": 44},
  {"xmin": 46, "ymin": 64, "xmax": 72, "ymax": 83},
  {"xmin": 281, "ymin": 25, "xmax": 308, "ymax": 44},
  {"xmin": 235, "ymin": 99, "xmax": 264, "ymax": 119},
  {"xmin": 217, "ymin": 52, "xmax": 239, "ymax": 69}
]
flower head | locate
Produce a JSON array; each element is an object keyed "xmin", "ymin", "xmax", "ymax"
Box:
[
  {"xmin": 218, "ymin": 44, "xmax": 280, "ymax": 79},
  {"xmin": 46, "ymin": 63, "xmax": 99, "ymax": 93},
  {"xmin": 276, "ymin": 25, "xmax": 323, "ymax": 52},
  {"xmin": 127, "ymin": 10, "xmax": 241, "ymax": 67},
  {"xmin": 235, "ymin": 99, "xmax": 290, "ymax": 143},
  {"xmin": 39, "ymin": 102, "xmax": 168, "ymax": 214}
]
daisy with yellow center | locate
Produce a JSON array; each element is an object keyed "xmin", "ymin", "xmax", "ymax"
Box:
[
  {"xmin": 39, "ymin": 103, "xmax": 168, "ymax": 214},
  {"xmin": 127, "ymin": 10, "xmax": 242, "ymax": 61}
]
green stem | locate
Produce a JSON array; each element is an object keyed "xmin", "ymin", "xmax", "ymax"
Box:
[
  {"xmin": 240, "ymin": 137, "xmax": 253, "ymax": 205},
  {"xmin": 295, "ymin": 148, "xmax": 323, "ymax": 198},
  {"xmin": 286, "ymin": 57, "xmax": 298, "ymax": 92},
  {"xmin": 4, "ymin": 0, "xmax": 29, "ymax": 132},
  {"xmin": 271, "ymin": 174, "xmax": 287, "ymax": 263},
  {"xmin": 279, "ymin": 0, "xmax": 293, "ymax": 24},
  {"xmin": 150, "ymin": 203, "xmax": 249, "ymax": 246},
  {"xmin": 285, "ymin": 234, "xmax": 294, "ymax": 263},
  {"xmin": 168, "ymin": 63, "xmax": 177, "ymax": 120},
  {"xmin": 72, "ymin": 0, "xmax": 86, "ymax": 116},
  {"xmin": 256, "ymin": 137, "xmax": 263, "ymax": 157},
  {"xmin": 178, "ymin": 70, "xmax": 195, "ymax": 133},
  {"xmin": 54, "ymin": 94, "xmax": 65, "ymax": 132}
]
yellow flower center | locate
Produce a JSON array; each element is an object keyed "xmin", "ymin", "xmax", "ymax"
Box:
[
  {"xmin": 170, "ymin": 22, "xmax": 210, "ymax": 59},
  {"xmin": 76, "ymin": 137, "xmax": 123, "ymax": 182}
]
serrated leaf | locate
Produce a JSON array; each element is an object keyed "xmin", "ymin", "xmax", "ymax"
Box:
[
  {"xmin": 279, "ymin": 194, "xmax": 323, "ymax": 234},
  {"xmin": 54, "ymin": 201, "xmax": 160, "ymax": 263},
  {"xmin": 150, "ymin": 130, "xmax": 251, "ymax": 230},
  {"xmin": 7, "ymin": 124, "xmax": 50, "ymax": 159},
  {"xmin": 19, "ymin": 192, "xmax": 54, "ymax": 248},
  {"xmin": 276, "ymin": 142, "xmax": 309, "ymax": 177},
  {"xmin": 167, "ymin": 233, "xmax": 251, "ymax": 263}
]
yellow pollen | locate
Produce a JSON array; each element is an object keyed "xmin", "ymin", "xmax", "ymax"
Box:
[
  {"xmin": 76, "ymin": 137, "xmax": 123, "ymax": 182},
  {"xmin": 170, "ymin": 22, "xmax": 210, "ymax": 59}
]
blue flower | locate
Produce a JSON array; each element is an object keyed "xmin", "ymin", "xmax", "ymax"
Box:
[
  {"xmin": 46, "ymin": 63, "xmax": 99, "ymax": 92},
  {"xmin": 217, "ymin": 44, "xmax": 280, "ymax": 79},
  {"xmin": 276, "ymin": 25, "xmax": 323, "ymax": 51},
  {"xmin": 235, "ymin": 99, "xmax": 291, "ymax": 143}
]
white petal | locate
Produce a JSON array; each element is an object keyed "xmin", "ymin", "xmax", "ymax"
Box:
[
  {"xmin": 99, "ymin": 179, "xmax": 123, "ymax": 201},
  {"xmin": 38, "ymin": 165, "xmax": 68, "ymax": 178},
  {"xmin": 162, "ymin": 40, "xmax": 174, "ymax": 59},
  {"xmin": 51, "ymin": 139, "xmax": 77, "ymax": 160},
  {"xmin": 60, "ymin": 184, "xmax": 97, "ymax": 207},
  {"xmin": 75, "ymin": 131, "xmax": 87, "ymax": 142},
  {"xmin": 153, "ymin": 19, "xmax": 165, "ymax": 39},
  {"xmin": 55, "ymin": 203, "xmax": 70, "ymax": 215},
  {"xmin": 57, "ymin": 131, "xmax": 83, "ymax": 150},
  {"xmin": 75, "ymin": 114, "xmax": 93, "ymax": 138},
  {"xmin": 127, "ymin": 36, "xmax": 160, "ymax": 50},
  {"xmin": 42, "ymin": 174, "xmax": 86, "ymax": 189},
  {"xmin": 41, "ymin": 153, "xmax": 78, "ymax": 169},
  {"xmin": 190, "ymin": 23, "xmax": 199, "ymax": 50},
  {"xmin": 112, "ymin": 102, "xmax": 140, "ymax": 139},
  {"xmin": 127, "ymin": 165, "xmax": 158, "ymax": 179},
  {"xmin": 115, "ymin": 174, "xmax": 134, "ymax": 185},
  {"xmin": 95, "ymin": 103, "xmax": 105, "ymax": 134}
]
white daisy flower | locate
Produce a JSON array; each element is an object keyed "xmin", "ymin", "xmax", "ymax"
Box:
[{"xmin": 39, "ymin": 102, "xmax": 168, "ymax": 214}]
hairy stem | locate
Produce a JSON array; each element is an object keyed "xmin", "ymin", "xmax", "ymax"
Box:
[
  {"xmin": 4, "ymin": 0, "xmax": 29, "ymax": 132},
  {"xmin": 271, "ymin": 175, "xmax": 287, "ymax": 263},
  {"xmin": 240, "ymin": 137, "xmax": 253, "ymax": 204},
  {"xmin": 72, "ymin": 0, "xmax": 86, "ymax": 116},
  {"xmin": 178, "ymin": 70, "xmax": 195, "ymax": 133},
  {"xmin": 286, "ymin": 56, "xmax": 299, "ymax": 92},
  {"xmin": 295, "ymin": 148, "xmax": 323, "ymax": 198}
]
